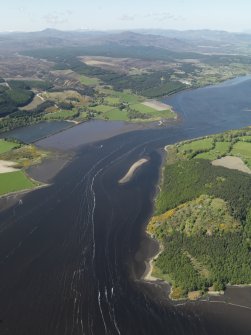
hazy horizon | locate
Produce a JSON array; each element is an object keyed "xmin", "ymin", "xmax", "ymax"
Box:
[{"xmin": 1, "ymin": 0, "xmax": 251, "ymax": 33}]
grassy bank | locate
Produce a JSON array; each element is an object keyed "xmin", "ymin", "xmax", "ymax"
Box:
[{"xmin": 0, "ymin": 170, "xmax": 38, "ymax": 196}]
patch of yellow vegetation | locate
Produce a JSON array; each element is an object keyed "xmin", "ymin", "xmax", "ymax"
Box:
[
  {"xmin": 148, "ymin": 208, "xmax": 176, "ymax": 234},
  {"xmin": 148, "ymin": 203, "xmax": 187, "ymax": 235},
  {"xmin": 170, "ymin": 287, "xmax": 185, "ymax": 300},
  {"xmin": 0, "ymin": 145, "xmax": 49, "ymax": 169},
  {"xmin": 188, "ymin": 291, "xmax": 202, "ymax": 300}
]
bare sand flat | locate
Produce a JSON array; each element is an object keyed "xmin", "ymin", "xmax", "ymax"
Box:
[
  {"xmin": 143, "ymin": 247, "xmax": 163, "ymax": 282},
  {"xmin": 212, "ymin": 156, "xmax": 251, "ymax": 174},
  {"xmin": 0, "ymin": 160, "xmax": 19, "ymax": 173},
  {"xmin": 118, "ymin": 158, "xmax": 148, "ymax": 184},
  {"xmin": 142, "ymin": 100, "xmax": 171, "ymax": 111}
]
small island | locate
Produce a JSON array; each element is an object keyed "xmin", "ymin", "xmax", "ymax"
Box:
[{"xmin": 147, "ymin": 127, "xmax": 251, "ymax": 300}]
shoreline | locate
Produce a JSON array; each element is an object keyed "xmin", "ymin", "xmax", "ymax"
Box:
[
  {"xmin": 0, "ymin": 182, "xmax": 50, "ymax": 201},
  {"xmin": 141, "ymin": 234, "xmax": 164, "ymax": 282},
  {"xmin": 138, "ymin": 133, "xmax": 251, "ymax": 305},
  {"xmin": 139, "ymin": 229, "xmax": 251, "ymax": 304},
  {"xmin": 0, "ymin": 151, "xmax": 71, "ymax": 212},
  {"xmin": 0, "ymin": 183, "xmax": 50, "ymax": 213}
]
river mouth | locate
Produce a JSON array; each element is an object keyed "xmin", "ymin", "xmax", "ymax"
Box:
[{"xmin": 0, "ymin": 76, "xmax": 251, "ymax": 335}]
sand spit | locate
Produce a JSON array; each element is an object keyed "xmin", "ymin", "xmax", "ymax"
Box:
[
  {"xmin": 119, "ymin": 158, "xmax": 148, "ymax": 184},
  {"xmin": 212, "ymin": 156, "xmax": 251, "ymax": 174},
  {"xmin": 143, "ymin": 245, "xmax": 164, "ymax": 282},
  {"xmin": 0, "ymin": 160, "xmax": 19, "ymax": 174}
]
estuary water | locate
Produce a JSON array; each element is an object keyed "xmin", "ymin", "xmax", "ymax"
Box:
[
  {"xmin": 0, "ymin": 77, "xmax": 251, "ymax": 335},
  {"xmin": 0, "ymin": 120, "xmax": 73, "ymax": 143}
]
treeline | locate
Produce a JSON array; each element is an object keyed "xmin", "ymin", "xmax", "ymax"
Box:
[
  {"xmin": 0, "ymin": 79, "xmax": 53, "ymax": 118},
  {"xmin": 0, "ymin": 101, "xmax": 54, "ymax": 133},
  {"xmin": 156, "ymin": 232, "xmax": 251, "ymax": 294},
  {"xmin": 156, "ymin": 159, "xmax": 251, "ymax": 221},
  {"xmin": 9, "ymin": 80, "xmax": 52, "ymax": 90},
  {"xmin": 0, "ymin": 81, "xmax": 37, "ymax": 117}
]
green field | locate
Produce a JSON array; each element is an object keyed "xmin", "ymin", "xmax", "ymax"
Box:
[
  {"xmin": 176, "ymin": 129, "xmax": 251, "ymax": 166},
  {"xmin": 178, "ymin": 138, "xmax": 214, "ymax": 154},
  {"xmin": 0, "ymin": 139, "xmax": 19, "ymax": 154},
  {"xmin": 231, "ymin": 141, "xmax": 251, "ymax": 167},
  {"xmin": 44, "ymin": 109, "xmax": 78, "ymax": 120},
  {"xmin": 105, "ymin": 108, "xmax": 128, "ymax": 121},
  {"xmin": 103, "ymin": 96, "xmax": 121, "ymax": 105},
  {"xmin": 88, "ymin": 100, "xmax": 176, "ymax": 122},
  {"xmin": 131, "ymin": 103, "xmax": 174, "ymax": 120},
  {"xmin": 231, "ymin": 141, "xmax": 251, "ymax": 157},
  {"xmin": 80, "ymin": 75, "xmax": 100, "ymax": 86},
  {"xmin": 238, "ymin": 136, "xmax": 251, "ymax": 142},
  {"xmin": 0, "ymin": 170, "xmax": 37, "ymax": 196},
  {"xmin": 131, "ymin": 103, "xmax": 158, "ymax": 114},
  {"xmin": 113, "ymin": 91, "xmax": 142, "ymax": 104},
  {"xmin": 99, "ymin": 88, "xmax": 142, "ymax": 104},
  {"xmin": 196, "ymin": 141, "xmax": 230, "ymax": 160},
  {"xmin": 89, "ymin": 105, "xmax": 113, "ymax": 113}
]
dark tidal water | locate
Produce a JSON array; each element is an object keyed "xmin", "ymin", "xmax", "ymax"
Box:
[
  {"xmin": 1, "ymin": 120, "xmax": 72, "ymax": 143},
  {"xmin": 0, "ymin": 77, "xmax": 251, "ymax": 335}
]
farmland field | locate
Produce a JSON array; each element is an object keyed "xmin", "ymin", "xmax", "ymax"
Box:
[
  {"xmin": 231, "ymin": 142, "xmax": 251, "ymax": 167},
  {"xmin": 0, "ymin": 139, "xmax": 19, "ymax": 154},
  {"xmin": 105, "ymin": 108, "xmax": 128, "ymax": 121},
  {"xmin": 178, "ymin": 138, "xmax": 214, "ymax": 153},
  {"xmin": 0, "ymin": 170, "xmax": 37, "ymax": 196},
  {"xmin": 80, "ymin": 75, "xmax": 100, "ymax": 86}
]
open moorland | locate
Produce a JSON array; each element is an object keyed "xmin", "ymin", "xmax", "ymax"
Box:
[
  {"xmin": 1, "ymin": 31, "xmax": 251, "ymax": 133},
  {"xmin": 148, "ymin": 127, "xmax": 251, "ymax": 300}
]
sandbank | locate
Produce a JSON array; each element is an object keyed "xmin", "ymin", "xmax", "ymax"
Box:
[{"xmin": 118, "ymin": 158, "xmax": 148, "ymax": 184}]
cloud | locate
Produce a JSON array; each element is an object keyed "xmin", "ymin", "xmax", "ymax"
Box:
[
  {"xmin": 143, "ymin": 12, "xmax": 183, "ymax": 22},
  {"xmin": 119, "ymin": 14, "xmax": 136, "ymax": 22},
  {"xmin": 44, "ymin": 11, "xmax": 72, "ymax": 26},
  {"xmin": 118, "ymin": 11, "xmax": 186, "ymax": 25}
]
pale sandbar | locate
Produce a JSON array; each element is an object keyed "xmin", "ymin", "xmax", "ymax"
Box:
[{"xmin": 118, "ymin": 158, "xmax": 148, "ymax": 184}]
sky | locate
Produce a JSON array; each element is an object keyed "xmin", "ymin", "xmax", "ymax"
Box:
[{"xmin": 1, "ymin": 0, "xmax": 251, "ymax": 33}]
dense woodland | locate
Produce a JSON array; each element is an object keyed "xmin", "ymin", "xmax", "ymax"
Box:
[
  {"xmin": 0, "ymin": 101, "xmax": 54, "ymax": 133},
  {"xmin": 0, "ymin": 83, "xmax": 34, "ymax": 117},
  {"xmin": 0, "ymin": 80, "xmax": 53, "ymax": 119},
  {"xmin": 23, "ymin": 44, "xmax": 251, "ymax": 66},
  {"xmin": 150, "ymin": 130, "xmax": 251, "ymax": 298}
]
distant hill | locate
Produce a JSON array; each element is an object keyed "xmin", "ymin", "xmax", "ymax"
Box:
[{"xmin": 0, "ymin": 29, "xmax": 251, "ymax": 55}]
